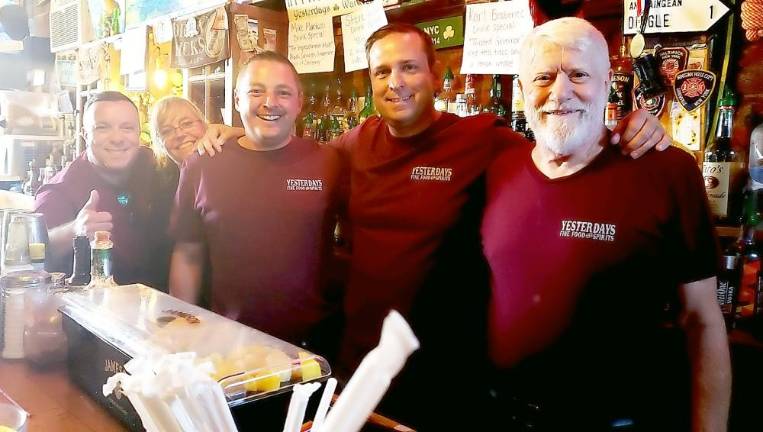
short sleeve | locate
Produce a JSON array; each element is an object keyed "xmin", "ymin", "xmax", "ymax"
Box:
[
  {"xmin": 169, "ymin": 161, "xmax": 205, "ymax": 243},
  {"xmin": 34, "ymin": 184, "xmax": 78, "ymax": 231},
  {"xmin": 668, "ymin": 155, "xmax": 720, "ymax": 283}
]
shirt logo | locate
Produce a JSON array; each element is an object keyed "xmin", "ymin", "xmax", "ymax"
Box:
[
  {"xmin": 560, "ymin": 220, "xmax": 616, "ymax": 242},
  {"xmin": 410, "ymin": 166, "xmax": 453, "ymax": 182},
  {"xmin": 286, "ymin": 178, "xmax": 323, "ymax": 191}
]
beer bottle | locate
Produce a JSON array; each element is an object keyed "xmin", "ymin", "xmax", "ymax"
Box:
[
  {"xmin": 483, "ymin": 75, "xmax": 508, "ymax": 120},
  {"xmin": 358, "ymin": 84, "xmax": 376, "ymax": 124}
]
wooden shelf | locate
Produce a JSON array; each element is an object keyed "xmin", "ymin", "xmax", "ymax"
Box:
[{"xmin": 717, "ymin": 225, "xmax": 742, "ymax": 238}]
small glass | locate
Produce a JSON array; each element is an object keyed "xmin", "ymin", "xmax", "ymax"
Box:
[{"xmin": 0, "ymin": 387, "xmax": 27, "ymax": 432}]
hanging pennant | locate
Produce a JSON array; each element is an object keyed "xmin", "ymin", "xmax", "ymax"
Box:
[
  {"xmin": 674, "ymin": 69, "xmax": 716, "ymax": 112},
  {"xmin": 655, "ymin": 46, "xmax": 688, "ymax": 86}
]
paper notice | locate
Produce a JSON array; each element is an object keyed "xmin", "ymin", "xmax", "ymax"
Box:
[
  {"xmin": 341, "ymin": 0, "xmax": 387, "ymax": 72},
  {"xmin": 234, "ymin": 14, "xmax": 255, "ymax": 52},
  {"xmin": 460, "ymin": 1, "xmax": 533, "ymax": 75},
  {"xmin": 286, "ymin": 0, "xmax": 362, "ymax": 22},
  {"xmin": 120, "ymin": 26, "xmax": 147, "ymax": 75},
  {"xmin": 288, "ymin": 16, "xmax": 335, "ymax": 74}
]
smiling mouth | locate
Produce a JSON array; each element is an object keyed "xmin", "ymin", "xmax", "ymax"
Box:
[
  {"xmin": 543, "ymin": 109, "xmax": 584, "ymax": 116},
  {"xmin": 386, "ymin": 95, "xmax": 413, "ymax": 103},
  {"xmin": 257, "ymin": 113, "xmax": 283, "ymax": 121}
]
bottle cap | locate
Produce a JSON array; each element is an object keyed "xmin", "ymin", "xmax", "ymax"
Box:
[{"xmin": 94, "ymin": 231, "xmax": 111, "ymax": 242}]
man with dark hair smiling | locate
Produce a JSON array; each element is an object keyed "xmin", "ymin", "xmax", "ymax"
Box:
[
  {"xmin": 36, "ymin": 91, "xmax": 171, "ymax": 288},
  {"xmin": 169, "ymin": 52, "xmax": 342, "ymax": 348}
]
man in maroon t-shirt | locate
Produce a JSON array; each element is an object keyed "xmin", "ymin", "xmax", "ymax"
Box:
[
  {"xmin": 35, "ymin": 91, "xmax": 170, "ymax": 288},
  {"xmin": 169, "ymin": 52, "xmax": 341, "ymax": 346},
  {"xmin": 482, "ymin": 18, "xmax": 730, "ymax": 431},
  {"xmin": 325, "ymin": 23, "xmax": 675, "ymax": 429}
]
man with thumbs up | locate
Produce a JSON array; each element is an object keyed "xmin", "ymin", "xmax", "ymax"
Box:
[{"xmin": 34, "ymin": 91, "xmax": 172, "ymax": 289}]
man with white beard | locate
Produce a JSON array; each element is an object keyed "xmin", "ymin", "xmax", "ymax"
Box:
[{"xmin": 481, "ymin": 18, "xmax": 730, "ymax": 431}]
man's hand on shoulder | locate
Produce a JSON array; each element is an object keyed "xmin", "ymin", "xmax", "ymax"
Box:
[
  {"xmin": 610, "ymin": 109, "xmax": 672, "ymax": 159},
  {"xmin": 196, "ymin": 124, "xmax": 245, "ymax": 157},
  {"xmin": 74, "ymin": 190, "xmax": 113, "ymax": 238}
]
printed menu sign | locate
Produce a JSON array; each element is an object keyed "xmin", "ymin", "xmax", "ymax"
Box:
[
  {"xmin": 288, "ymin": 15, "xmax": 335, "ymax": 74},
  {"xmin": 461, "ymin": 1, "xmax": 533, "ymax": 75}
]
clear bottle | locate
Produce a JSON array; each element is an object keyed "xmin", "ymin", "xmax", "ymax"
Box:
[
  {"xmin": 434, "ymin": 67, "xmax": 455, "ymax": 113},
  {"xmin": 703, "ymin": 88, "xmax": 744, "ymax": 224},
  {"xmin": 749, "ymin": 122, "xmax": 763, "ymax": 191},
  {"xmin": 464, "ymin": 74, "xmax": 480, "ymax": 116},
  {"xmin": 510, "ymin": 75, "xmax": 528, "ymax": 134},
  {"xmin": 455, "ymin": 94, "xmax": 468, "ymax": 117},
  {"xmin": 735, "ymin": 182, "xmax": 760, "ymax": 319},
  {"xmin": 346, "ymin": 89, "xmax": 359, "ymax": 130},
  {"xmin": 88, "ymin": 231, "xmax": 116, "ymax": 288},
  {"xmin": 301, "ymin": 83, "xmax": 318, "ymax": 139}
]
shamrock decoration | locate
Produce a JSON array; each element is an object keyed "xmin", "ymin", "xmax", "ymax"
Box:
[{"xmin": 443, "ymin": 25, "xmax": 455, "ymax": 39}]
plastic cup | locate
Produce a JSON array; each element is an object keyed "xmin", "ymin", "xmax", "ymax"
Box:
[{"xmin": 0, "ymin": 402, "xmax": 27, "ymax": 432}]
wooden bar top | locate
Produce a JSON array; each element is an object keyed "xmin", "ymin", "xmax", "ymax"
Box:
[{"xmin": 0, "ymin": 360, "xmax": 125, "ymax": 432}]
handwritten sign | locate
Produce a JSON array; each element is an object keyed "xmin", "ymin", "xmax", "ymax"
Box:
[
  {"xmin": 461, "ymin": 1, "xmax": 533, "ymax": 75},
  {"xmin": 286, "ymin": 0, "xmax": 363, "ymax": 22},
  {"xmin": 288, "ymin": 15, "xmax": 335, "ymax": 74},
  {"xmin": 341, "ymin": 0, "xmax": 387, "ymax": 72},
  {"xmin": 120, "ymin": 26, "xmax": 147, "ymax": 75}
]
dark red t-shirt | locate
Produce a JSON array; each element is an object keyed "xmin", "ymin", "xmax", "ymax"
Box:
[
  {"xmin": 171, "ymin": 137, "xmax": 342, "ymax": 344},
  {"xmin": 482, "ymin": 142, "xmax": 719, "ymax": 424},
  {"xmin": 35, "ymin": 147, "xmax": 169, "ymax": 287},
  {"xmin": 333, "ymin": 113, "xmax": 522, "ymax": 429}
]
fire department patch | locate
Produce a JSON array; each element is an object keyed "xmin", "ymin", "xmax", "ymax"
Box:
[
  {"xmin": 655, "ymin": 47, "xmax": 688, "ymax": 86},
  {"xmin": 674, "ymin": 69, "xmax": 716, "ymax": 112}
]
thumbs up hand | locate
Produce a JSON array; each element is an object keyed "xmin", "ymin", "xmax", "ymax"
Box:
[{"xmin": 73, "ymin": 190, "xmax": 113, "ymax": 238}]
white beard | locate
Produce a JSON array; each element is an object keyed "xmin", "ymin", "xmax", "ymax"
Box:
[{"xmin": 525, "ymin": 98, "xmax": 605, "ymax": 157}]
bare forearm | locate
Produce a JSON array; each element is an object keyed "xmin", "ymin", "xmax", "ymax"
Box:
[
  {"xmin": 685, "ymin": 314, "xmax": 731, "ymax": 432},
  {"xmin": 169, "ymin": 243, "xmax": 204, "ymax": 304}
]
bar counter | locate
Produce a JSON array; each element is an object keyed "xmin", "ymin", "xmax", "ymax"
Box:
[{"xmin": 0, "ymin": 360, "xmax": 125, "ymax": 431}]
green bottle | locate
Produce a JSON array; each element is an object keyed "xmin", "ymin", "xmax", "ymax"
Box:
[{"xmin": 358, "ymin": 85, "xmax": 376, "ymax": 124}]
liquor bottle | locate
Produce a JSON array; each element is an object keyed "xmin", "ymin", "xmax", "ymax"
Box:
[
  {"xmin": 733, "ymin": 179, "xmax": 761, "ymax": 319},
  {"xmin": 434, "ymin": 67, "xmax": 455, "ymax": 113},
  {"xmin": 718, "ymin": 247, "xmax": 741, "ymax": 329},
  {"xmin": 66, "ymin": 235, "xmax": 91, "ymax": 287},
  {"xmin": 610, "ymin": 41, "xmax": 634, "ymax": 120},
  {"xmin": 331, "ymin": 77, "xmax": 347, "ymax": 131},
  {"xmin": 605, "ymin": 87, "xmax": 619, "ymax": 130},
  {"xmin": 22, "ymin": 161, "xmax": 39, "ymax": 196},
  {"xmin": 358, "ymin": 85, "xmax": 376, "ymax": 124},
  {"xmin": 455, "ymin": 94, "xmax": 468, "ymax": 117},
  {"xmin": 301, "ymin": 83, "xmax": 318, "ymax": 139},
  {"xmin": 88, "ymin": 231, "xmax": 116, "ymax": 288},
  {"xmin": 328, "ymin": 115, "xmax": 343, "ymax": 141},
  {"xmin": 483, "ymin": 75, "xmax": 508, "ymax": 120},
  {"xmin": 749, "ymin": 122, "xmax": 763, "ymax": 191},
  {"xmin": 703, "ymin": 89, "xmax": 743, "ymax": 224},
  {"xmin": 346, "ymin": 89, "xmax": 359, "ymax": 130},
  {"xmin": 464, "ymin": 74, "xmax": 480, "ymax": 115},
  {"xmin": 510, "ymin": 75, "xmax": 528, "ymax": 134}
]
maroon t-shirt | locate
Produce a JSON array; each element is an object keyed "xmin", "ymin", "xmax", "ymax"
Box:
[
  {"xmin": 35, "ymin": 147, "xmax": 167, "ymax": 286},
  {"xmin": 171, "ymin": 137, "xmax": 341, "ymax": 344},
  {"xmin": 482, "ymin": 142, "xmax": 719, "ymax": 418},
  {"xmin": 332, "ymin": 113, "xmax": 523, "ymax": 429}
]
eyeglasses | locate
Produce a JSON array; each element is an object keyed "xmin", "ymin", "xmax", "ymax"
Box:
[{"xmin": 159, "ymin": 119, "xmax": 202, "ymax": 139}]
